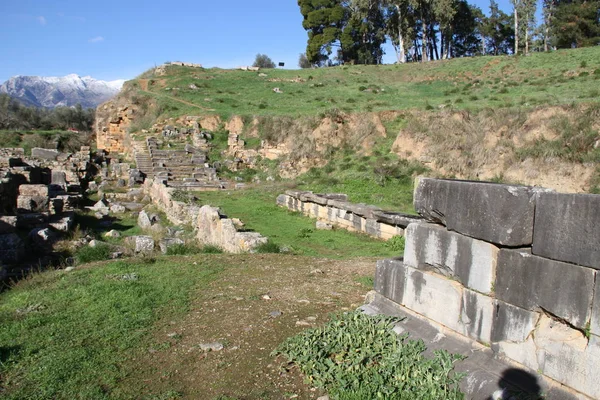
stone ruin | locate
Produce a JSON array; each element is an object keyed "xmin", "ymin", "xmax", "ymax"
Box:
[
  {"xmin": 0, "ymin": 146, "xmax": 97, "ymax": 280},
  {"xmin": 366, "ymin": 178, "xmax": 600, "ymax": 399}
]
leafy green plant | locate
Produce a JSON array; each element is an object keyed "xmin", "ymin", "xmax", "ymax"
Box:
[
  {"xmin": 75, "ymin": 244, "xmax": 113, "ymax": 264},
  {"xmin": 385, "ymin": 235, "xmax": 405, "ymax": 253},
  {"xmin": 273, "ymin": 311, "xmax": 465, "ymax": 399},
  {"xmin": 200, "ymin": 245, "xmax": 224, "ymax": 254},
  {"xmin": 255, "ymin": 239, "xmax": 281, "ymax": 254},
  {"xmin": 166, "ymin": 244, "xmax": 200, "ymax": 255}
]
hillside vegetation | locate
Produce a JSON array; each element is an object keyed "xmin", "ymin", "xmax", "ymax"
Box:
[{"xmin": 130, "ymin": 47, "xmax": 600, "ymax": 119}]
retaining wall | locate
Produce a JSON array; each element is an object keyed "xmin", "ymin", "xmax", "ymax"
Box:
[
  {"xmin": 276, "ymin": 190, "xmax": 421, "ymax": 240},
  {"xmin": 143, "ymin": 178, "xmax": 267, "ymax": 253},
  {"xmin": 374, "ymin": 177, "xmax": 600, "ymax": 399}
]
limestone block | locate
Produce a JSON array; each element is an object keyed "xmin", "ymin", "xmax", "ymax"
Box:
[
  {"xmin": 17, "ymin": 195, "xmax": 49, "ymax": 213},
  {"xmin": 372, "ymin": 210, "xmax": 422, "ymax": 228},
  {"xmin": 495, "ymin": 336, "xmax": 540, "ymax": 372},
  {"xmin": 374, "ymin": 258, "xmax": 406, "ymax": 305},
  {"xmin": 378, "ymin": 223, "xmax": 404, "ymax": 240},
  {"xmin": 365, "ymin": 218, "xmax": 380, "ymax": 237},
  {"xmin": 31, "ymin": 147, "xmax": 59, "ymax": 160},
  {"xmin": 532, "ymin": 192, "xmax": 600, "ymax": 269},
  {"xmin": 534, "ymin": 315, "xmax": 600, "ymax": 400},
  {"xmin": 48, "ymin": 213, "xmax": 74, "ymax": 232},
  {"xmin": 137, "ymin": 210, "xmax": 153, "ymax": 229},
  {"xmin": 491, "ymin": 300, "xmax": 540, "ymax": 343},
  {"xmin": 131, "ymin": 235, "xmax": 155, "ymax": 254},
  {"xmin": 460, "ymin": 289, "xmax": 494, "ymax": 344},
  {"xmin": 29, "ymin": 227, "xmax": 56, "ymax": 249},
  {"xmin": 496, "ymin": 249, "xmax": 595, "ymax": 329},
  {"xmin": 316, "ymin": 221, "xmax": 333, "ymax": 230},
  {"xmin": 50, "ymin": 171, "xmax": 67, "ymax": 190},
  {"xmin": 403, "ymin": 264, "xmax": 464, "ymax": 333},
  {"xmin": 0, "ymin": 233, "xmax": 25, "ymax": 263},
  {"xmin": 276, "ymin": 194, "xmax": 288, "ymax": 207},
  {"xmin": 0, "ymin": 216, "xmax": 17, "ymax": 234},
  {"xmin": 404, "ymin": 222, "xmax": 497, "ymax": 294},
  {"xmin": 19, "ymin": 184, "xmax": 48, "ymax": 197},
  {"xmin": 413, "ymin": 178, "xmax": 540, "ymax": 246},
  {"xmin": 317, "ymin": 205, "xmax": 329, "ymax": 220},
  {"xmin": 591, "ymin": 277, "xmax": 600, "ymax": 337}
]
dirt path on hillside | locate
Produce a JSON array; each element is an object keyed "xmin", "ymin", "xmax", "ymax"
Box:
[
  {"xmin": 140, "ymin": 88, "xmax": 216, "ymax": 112},
  {"xmin": 119, "ymin": 254, "xmax": 378, "ymax": 400}
]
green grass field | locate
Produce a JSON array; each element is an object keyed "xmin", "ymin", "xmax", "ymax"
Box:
[{"xmin": 132, "ymin": 47, "xmax": 600, "ymax": 121}]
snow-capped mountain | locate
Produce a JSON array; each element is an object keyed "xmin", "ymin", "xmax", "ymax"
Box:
[{"xmin": 0, "ymin": 74, "xmax": 125, "ymax": 108}]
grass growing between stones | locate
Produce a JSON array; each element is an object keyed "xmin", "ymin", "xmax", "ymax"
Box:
[
  {"xmin": 193, "ymin": 186, "xmax": 400, "ymax": 259},
  {"xmin": 273, "ymin": 311, "xmax": 465, "ymax": 399},
  {"xmin": 0, "ymin": 256, "xmax": 223, "ymax": 399}
]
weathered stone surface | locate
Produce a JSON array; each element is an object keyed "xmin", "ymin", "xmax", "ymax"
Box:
[
  {"xmin": 491, "ymin": 300, "xmax": 540, "ymax": 343},
  {"xmin": 0, "ymin": 216, "xmax": 17, "ymax": 233},
  {"xmin": 129, "ymin": 235, "xmax": 154, "ymax": 254},
  {"xmin": 375, "ymin": 258, "xmax": 406, "ymax": 305},
  {"xmin": 31, "ymin": 147, "xmax": 59, "ymax": 160},
  {"xmin": 0, "ymin": 233, "xmax": 25, "ymax": 263},
  {"xmin": 495, "ymin": 249, "xmax": 595, "ymax": 329},
  {"xmin": 17, "ymin": 194, "xmax": 49, "ymax": 213},
  {"xmin": 404, "ymin": 222, "xmax": 497, "ymax": 294},
  {"xmin": 51, "ymin": 171, "xmax": 67, "ymax": 190},
  {"xmin": 48, "ymin": 213, "xmax": 74, "ymax": 232},
  {"xmin": 159, "ymin": 238, "xmax": 185, "ymax": 254},
  {"xmin": 29, "ymin": 227, "xmax": 56, "ymax": 248},
  {"xmin": 16, "ymin": 213, "xmax": 47, "ymax": 229},
  {"xmin": 19, "ymin": 184, "xmax": 48, "ymax": 197},
  {"xmin": 413, "ymin": 178, "xmax": 540, "ymax": 246},
  {"xmin": 532, "ymin": 192, "xmax": 600, "ymax": 269},
  {"xmin": 460, "ymin": 289, "xmax": 494, "ymax": 344},
  {"xmin": 104, "ymin": 230, "xmax": 121, "ymax": 238},
  {"xmin": 110, "ymin": 204, "xmax": 126, "ymax": 213},
  {"xmin": 591, "ymin": 277, "xmax": 600, "ymax": 337},
  {"xmin": 137, "ymin": 210, "xmax": 153, "ymax": 229},
  {"xmin": 372, "ymin": 210, "xmax": 422, "ymax": 228},
  {"xmin": 316, "ymin": 221, "xmax": 333, "ymax": 230}
]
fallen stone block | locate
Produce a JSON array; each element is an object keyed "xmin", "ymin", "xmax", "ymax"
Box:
[
  {"xmin": 404, "ymin": 222, "xmax": 497, "ymax": 294},
  {"xmin": 19, "ymin": 184, "xmax": 48, "ymax": 197},
  {"xmin": 316, "ymin": 220, "xmax": 333, "ymax": 230},
  {"xmin": 137, "ymin": 210, "xmax": 153, "ymax": 229},
  {"xmin": 16, "ymin": 213, "xmax": 47, "ymax": 229},
  {"xmin": 128, "ymin": 235, "xmax": 155, "ymax": 254},
  {"xmin": 413, "ymin": 178, "xmax": 541, "ymax": 246},
  {"xmin": 532, "ymin": 192, "xmax": 600, "ymax": 269},
  {"xmin": 17, "ymin": 195, "xmax": 49, "ymax": 213},
  {"xmin": 48, "ymin": 213, "xmax": 74, "ymax": 232},
  {"xmin": 31, "ymin": 148, "xmax": 60, "ymax": 160},
  {"xmin": 29, "ymin": 227, "xmax": 57, "ymax": 249},
  {"xmin": 372, "ymin": 210, "xmax": 422, "ymax": 228},
  {"xmin": 495, "ymin": 249, "xmax": 594, "ymax": 329}
]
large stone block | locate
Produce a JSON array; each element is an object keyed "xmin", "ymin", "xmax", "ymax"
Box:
[
  {"xmin": 17, "ymin": 195, "xmax": 49, "ymax": 213},
  {"xmin": 0, "ymin": 216, "xmax": 17, "ymax": 234},
  {"xmin": 19, "ymin": 184, "xmax": 48, "ymax": 197},
  {"xmin": 460, "ymin": 289, "xmax": 494, "ymax": 344},
  {"xmin": 403, "ymin": 264, "xmax": 464, "ymax": 333},
  {"xmin": 31, "ymin": 147, "xmax": 59, "ymax": 160},
  {"xmin": 491, "ymin": 300, "xmax": 540, "ymax": 343},
  {"xmin": 413, "ymin": 178, "xmax": 540, "ymax": 246},
  {"xmin": 372, "ymin": 210, "xmax": 422, "ymax": 228},
  {"xmin": 374, "ymin": 258, "xmax": 406, "ymax": 304},
  {"xmin": 496, "ymin": 249, "xmax": 595, "ymax": 329},
  {"xmin": 532, "ymin": 192, "xmax": 600, "ymax": 269},
  {"xmin": 592, "ymin": 277, "xmax": 600, "ymax": 337},
  {"xmin": 404, "ymin": 222, "xmax": 497, "ymax": 294}
]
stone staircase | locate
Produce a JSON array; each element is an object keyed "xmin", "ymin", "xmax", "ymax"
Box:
[{"xmin": 132, "ymin": 140, "xmax": 154, "ymax": 178}]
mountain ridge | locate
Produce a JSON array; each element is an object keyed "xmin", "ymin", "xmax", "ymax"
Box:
[{"xmin": 0, "ymin": 74, "xmax": 124, "ymax": 109}]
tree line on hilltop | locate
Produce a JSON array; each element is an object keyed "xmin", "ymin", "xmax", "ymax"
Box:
[
  {"xmin": 0, "ymin": 94, "xmax": 95, "ymax": 132},
  {"xmin": 297, "ymin": 0, "xmax": 600, "ymax": 66}
]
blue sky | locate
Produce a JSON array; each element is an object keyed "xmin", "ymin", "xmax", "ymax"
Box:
[{"xmin": 0, "ymin": 0, "xmax": 521, "ymax": 83}]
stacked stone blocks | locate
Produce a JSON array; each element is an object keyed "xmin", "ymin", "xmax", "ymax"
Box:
[
  {"xmin": 277, "ymin": 190, "xmax": 421, "ymax": 240},
  {"xmin": 375, "ymin": 178, "xmax": 600, "ymax": 399}
]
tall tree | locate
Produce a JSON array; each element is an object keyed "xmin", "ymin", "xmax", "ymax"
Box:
[
  {"xmin": 482, "ymin": 0, "xmax": 514, "ymax": 55},
  {"xmin": 383, "ymin": 0, "xmax": 415, "ymax": 63},
  {"xmin": 542, "ymin": 0, "xmax": 558, "ymax": 51},
  {"xmin": 510, "ymin": 0, "xmax": 522, "ymax": 54},
  {"xmin": 551, "ymin": 0, "xmax": 600, "ymax": 48},
  {"xmin": 432, "ymin": 0, "xmax": 458, "ymax": 59},
  {"xmin": 298, "ymin": 0, "xmax": 347, "ymax": 65},
  {"xmin": 522, "ymin": 0, "xmax": 537, "ymax": 54},
  {"xmin": 451, "ymin": 0, "xmax": 485, "ymax": 57},
  {"xmin": 340, "ymin": 0, "xmax": 387, "ymax": 64}
]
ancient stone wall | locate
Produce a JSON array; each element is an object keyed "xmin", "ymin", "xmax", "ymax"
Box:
[
  {"xmin": 95, "ymin": 103, "xmax": 134, "ymax": 154},
  {"xmin": 276, "ymin": 191, "xmax": 421, "ymax": 240},
  {"xmin": 144, "ymin": 178, "xmax": 267, "ymax": 253},
  {"xmin": 373, "ymin": 178, "xmax": 600, "ymax": 399}
]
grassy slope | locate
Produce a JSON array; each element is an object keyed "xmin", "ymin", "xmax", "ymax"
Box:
[{"xmin": 135, "ymin": 47, "xmax": 600, "ymax": 120}]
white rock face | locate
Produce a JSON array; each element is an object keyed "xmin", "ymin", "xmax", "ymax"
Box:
[{"xmin": 0, "ymin": 74, "xmax": 124, "ymax": 108}]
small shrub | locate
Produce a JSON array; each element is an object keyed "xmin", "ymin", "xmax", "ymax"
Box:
[
  {"xmin": 385, "ymin": 235, "xmax": 405, "ymax": 253},
  {"xmin": 498, "ymin": 88, "xmax": 509, "ymax": 94},
  {"xmin": 580, "ymin": 60, "xmax": 588, "ymax": 68},
  {"xmin": 455, "ymin": 98, "xmax": 464, "ymax": 104},
  {"xmin": 166, "ymin": 244, "xmax": 201, "ymax": 255},
  {"xmin": 297, "ymin": 228, "xmax": 313, "ymax": 238},
  {"xmin": 424, "ymin": 102, "xmax": 434, "ymax": 110},
  {"xmin": 75, "ymin": 244, "xmax": 112, "ymax": 264},
  {"xmin": 255, "ymin": 239, "xmax": 281, "ymax": 253},
  {"xmin": 358, "ymin": 86, "xmax": 367, "ymax": 91},
  {"xmin": 579, "ymin": 71, "xmax": 589, "ymax": 77},
  {"xmin": 594, "ymin": 69, "xmax": 600, "ymax": 76},
  {"xmin": 346, "ymin": 98, "xmax": 356, "ymax": 103},
  {"xmin": 258, "ymin": 103, "xmax": 267, "ymax": 109},
  {"xmin": 469, "ymin": 95, "xmax": 479, "ymax": 101}
]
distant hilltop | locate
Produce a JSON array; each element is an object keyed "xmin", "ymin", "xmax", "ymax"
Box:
[{"xmin": 0, "ymin": 74, "xmax": 125, "ymax": 109}]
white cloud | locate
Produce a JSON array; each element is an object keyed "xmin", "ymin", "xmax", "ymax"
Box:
[
  {"xmin": 37, "ymin": 16, "xmax": 46, "ymax": 26},
  {"xmin": 88, "ymin": 36, "xmax": 104, "ymax": 43}
]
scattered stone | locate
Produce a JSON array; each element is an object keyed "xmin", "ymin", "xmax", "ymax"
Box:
[
  {"xmin": 88, "ymin": 240, "xmax": 105, "ymax": 248},
  {"xmin": 116, "ymin": 179, "xmax": 126, "ymax": 188},
  {"xmin": 269, "ymin": 311, "xmax": 282, "ymax": 318},
  {"xmin": 87, "ymin": 181, "xmax": 98, "ymax": 192},
  {"xmin": 295, "ymin": 321, "xmax": 311, "ymax": 326},
  {"xmin": 305, "ymin": 316, "xmax": 317, "ymax": 321},
  {"xmin": 16, "ymin": 303, "xmax": 46, "ymax": 314},
  {"xmin": 137, "ymin": 210, "xmax": 153, "ymax": 229},
  {"xmin": 199, "ymin": 342, "xmax": 224, "ymax": 352},
  {"xmin": 261, "ymin": 294, "xmax": 272, "ymax": 300},
  {"xmin": 64, "ymin": 266, "xmax": 75, "ymax": 272},
  {"xmin": 317, "ymin": 396, "xmax": 330, "ymax": 400},
  {"xmin": 310, "ymin": 269, "xmax": 324, "ymax": 275},
  {"xmin": 48, "ymin": 213, "xmax": 74, "ymax": 232},
  {"xmin": 0, "ymin": 216, "xmax": 17, "ymax": 233},
  {"xmin": 106, "ymin": 272, "xmax": 139, "ymax": 281},
  {"xmin": 104, "ymin": 230, "xmax": 121, "ymax": 238},
  {"xmin": 110, "ymin": 252, "xmax": 123, "ymax": 259},
  {"xmin": 273, "ymin": 87, "xmax": 283, "ymax": 94},
  {"xmin": 110, "ymin": 204, "xmax": 126, "ymax": 213},
  {"xmin": 129, "ymin": 235, "xmax": 155, "ymax": 254},
  {"xmin": 316, "ymin": 221, "xmax": 333, "ymax": 230},
  {"xmin": 29, "ymin": 228, "xmax": 56, "ymax": 248},
  {"xmin": 31, "ymin": 147, "xmax": 59, "ymax": 160}
]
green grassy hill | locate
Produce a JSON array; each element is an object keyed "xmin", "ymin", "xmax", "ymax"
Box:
[{"xmin": 130, "ymin": 47, "xmax": 600, "ymax": 120}]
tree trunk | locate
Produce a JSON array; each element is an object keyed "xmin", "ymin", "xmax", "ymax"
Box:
[
  {"xmin": 396, "ymin": 5, "xmax": 406, "ymax": 63},
  {"xmin": 525, "ymin": 14, "xmax": 529, "ymax": 55},
  {"xmin": 514, "ymin": 7, "xmax": 519, "ymax": 55},
  {"xmin": 422, "ymin": 17, "xmax": 428, "ymax": 62}
]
